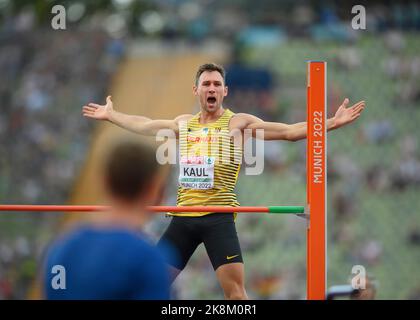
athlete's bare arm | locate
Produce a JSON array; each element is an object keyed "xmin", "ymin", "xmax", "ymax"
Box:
[
  {"xmin": 231, "ymin": 98, "xmax": 365, "ymax": 141},
  {"xmin": 82, "ymin": 96, "xmax": 193, "ymax": 137}
]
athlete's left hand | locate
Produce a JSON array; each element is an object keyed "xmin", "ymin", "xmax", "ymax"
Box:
[{"xmin": 333, "ymin": 98, "xmax": 365, "ymax": 128}]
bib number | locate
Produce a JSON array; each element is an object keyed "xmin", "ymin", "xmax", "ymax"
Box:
[{"xmin": 179, "ymin": 156, "xmax": 215, "ymax": 190}]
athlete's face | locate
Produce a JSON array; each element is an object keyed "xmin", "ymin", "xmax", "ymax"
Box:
[{"xmin": 193, "ymin": 71, "xmax": 228, "ymax": 113}]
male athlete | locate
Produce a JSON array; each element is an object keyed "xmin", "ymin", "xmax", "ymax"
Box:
[
  {"xmin": 44, "ymin": 140, "xmax": 170, "ymax": 299},
  {"xmin": 82, "ymin": 63, "xmax": 365, "ymax": 299}
]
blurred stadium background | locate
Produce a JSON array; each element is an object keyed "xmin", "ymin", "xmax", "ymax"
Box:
[{"xmin": 0, "ymin": 0, "xmax": 420, "ymax": 299}]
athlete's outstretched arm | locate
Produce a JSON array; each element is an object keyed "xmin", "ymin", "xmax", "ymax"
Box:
[
  {"xmin": 243, "ymin": 98, "xmax": 365, "ymax": 141},
  {"xmin": 82, "ymin": 96, "xmax": 192, "ymax": 136}
]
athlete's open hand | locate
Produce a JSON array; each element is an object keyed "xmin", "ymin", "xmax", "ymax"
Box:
[
  {"xmin": 82, "ymin": 95, "xmax": 114, "ymax": 121},
  {"xmin": 333, "ymin": 98, "xmax": 365, "ymax": 128}
]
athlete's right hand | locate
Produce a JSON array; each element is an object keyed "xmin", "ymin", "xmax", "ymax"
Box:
[{"xmin": 82, "ymin": 95, "xmax": 114, "ymax": 121}]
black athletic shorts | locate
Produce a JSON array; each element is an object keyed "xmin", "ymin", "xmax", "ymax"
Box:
[{"xmin": 157, "ymin": 213, "xmax": 243, "ymax": 271}]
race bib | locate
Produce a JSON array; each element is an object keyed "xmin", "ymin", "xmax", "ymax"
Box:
[{"xmin": 179, "ymin": 156, "xmax": 215, "ymax": 190}]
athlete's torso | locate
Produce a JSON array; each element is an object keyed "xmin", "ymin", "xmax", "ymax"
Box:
[{"xmin": 171, "ymin": 108, "xmax": 242, "ymax": 216}]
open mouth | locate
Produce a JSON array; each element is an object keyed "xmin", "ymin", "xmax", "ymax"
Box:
[{"xmin": 207, "ymin": 97, "xmax": 216, "ymax": 104}]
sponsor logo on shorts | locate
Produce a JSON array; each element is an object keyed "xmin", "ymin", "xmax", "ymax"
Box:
[{"xmin": 226, "ymin": 254, "xmax": 239, "ymax": 260}]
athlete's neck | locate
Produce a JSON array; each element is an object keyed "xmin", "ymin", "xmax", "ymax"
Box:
[{"xmin": 199, "ymin": 106, "xmax": 225, "ymax": 124}]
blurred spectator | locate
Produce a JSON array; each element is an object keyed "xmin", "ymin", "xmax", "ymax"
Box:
[
  {"xmin": 391, "ymin": 157, "xmax": 420, "ymax": 190},
  {"xmin": 332, "ymin": 189, "xmax": 355, "ymax": 219},
  {"xmin": 43, "ymin": 140, "xmax": 171, "ymax": 300},
  {"xmin": 384, "ymin": 31, "xmax": 406, "ymax": 53},
  {"xmin": 407, "ymin": 227, "xmax": 420, "ymax": 246},
  {"xmin": 408, "ymin": 286, "xmax": 420, "ymax": 300},
  {"xmin": 293, "ymin": 5, "xmax": 315, "ymax": 32},
  {"xmin": 251, "ymin": 273, "xmax": 282, "ymax": 299},
  {"xmin": 391, "ymin": 135, "xmax": 420, "ymax": 190},
  {"xmin": 264, "ymin": 141, "xmax": 286, "ymax": 172},
  {"xmin": 366, "ymin": 165, "xmax": 390, "ymax": 192},
  {"xmin": 358, "ymin": 241, "xmax": 383, "ymax": 266},
  {"xmin": 362, "ymin": 120, "xmax": 395, "ymax": 144},
  {"xmin": 336, "ymin": 47, "xmax": 362, "ymax": 70},
  {"xmin": 350, "ymin": 275, "xmax": 377, "ymax": 300},
  {"xmin": 225, "ymin": 60, "xmax": 276, "ymax": 119}
]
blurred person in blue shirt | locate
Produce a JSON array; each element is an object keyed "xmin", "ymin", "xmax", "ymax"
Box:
[{"xmin": 43, "ymin": 139, "xmax": 172, "ymax": 300}]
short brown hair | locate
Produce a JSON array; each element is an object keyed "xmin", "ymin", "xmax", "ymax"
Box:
[
  {"xmin": 103, "ymin": 140, "xmax": 159, "ymax": 202},
  {"xmin": 195, "ymin": 63, "xmax": 226, "ymax": 85}
]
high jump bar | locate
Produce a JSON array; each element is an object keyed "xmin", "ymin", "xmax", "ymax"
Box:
[{"xmin": 0, "ymin": 205, "xmax": 304, "ymax": 214}]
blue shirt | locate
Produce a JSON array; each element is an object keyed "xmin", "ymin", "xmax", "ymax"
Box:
[{"xmin": 44, "ymin": 225, "xmax": 170, "ymax": 300}]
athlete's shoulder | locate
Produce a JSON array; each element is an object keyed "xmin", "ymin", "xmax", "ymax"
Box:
[{"xmin": 223, "ymin": 108, "xmax": 236, "ymax": 117}]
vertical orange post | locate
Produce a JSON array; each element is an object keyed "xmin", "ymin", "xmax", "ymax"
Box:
[{"xmin": 306, "ymin": 61, "xmax": 327, "ymax": 300}]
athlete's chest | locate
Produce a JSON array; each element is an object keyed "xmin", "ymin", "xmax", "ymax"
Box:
[{"xmin": 185, "ymin": 126, "xmax": 228, "ymax": 144}]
